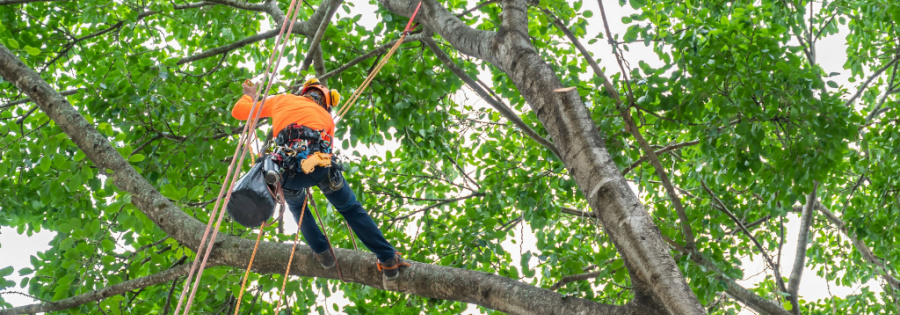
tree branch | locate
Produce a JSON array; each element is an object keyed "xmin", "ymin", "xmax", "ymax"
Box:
[
  {"xmin": 815, "ymin": 202, "xmax": 900, "ymax": 290},
  {"xmin": 621, "ymin": 140, "xmax": 700, "ymax": 175},
  {"xmin": 456, "ymin": 0, "xmax": 499, "ymax": 17},
  {"xmin": 0, "ymin": 88, "xmax": 79, "ymax": 110},
  {"xmin": 389, "ymin": 192, "xmax": 485, "ymax": 222},
  {"xmin": 0, "ymin": 264, "xmax": 194, "ymax": 315},
  {"xmin": 0, "ymin": 0, "xmax": 71, "ymax": 4},
  {"xmin": 550, "ymin": 270, "xmax": 602, "ymax": 290},
  {"xmin": 701, "ymin": 180, "xmax": 789, "ymax": 294},
  {"xmin": 787, "ymin": 182, "xmax": 817, "ymax": 313},
  {"xmin": 423, "ymin": 37, "xmax": 561, "ymax": 158},
  {"xmin": 176, "ymin": 29, "xmax": 280, "ymax": 66},
  {"xmin": 844, "ymin": 56, "xmax": 900, "ymax": 108},
  {"xmin": 300, "ymin": 0, "xmax": 342, "ymax": 71}
]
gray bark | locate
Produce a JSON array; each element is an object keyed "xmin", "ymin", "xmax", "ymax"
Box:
[{"xmin": 787, "ymin": 184, "xmax": 818, "ymax": 313}]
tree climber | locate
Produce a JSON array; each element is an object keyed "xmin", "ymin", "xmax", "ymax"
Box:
[{"xmin": 231, "ymin": 78, "xmax": 408, "ymax": 280}]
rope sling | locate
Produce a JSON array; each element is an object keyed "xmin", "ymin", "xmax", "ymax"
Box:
[{"xmin": 173, "ymin": 1, "xmax": 424, "ymax": 314}]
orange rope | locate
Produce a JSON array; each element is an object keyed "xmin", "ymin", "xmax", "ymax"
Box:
[
  {"xmin": 174, "ymin": 0, "xmax": 305, "ymax": 313},
  {"xmin": 233, "ymin": 220, "xmax": 269, "ymax": 315},
  {"xmin": 274, "ymin": 190, "xmax": 306, "ymax": 312}
]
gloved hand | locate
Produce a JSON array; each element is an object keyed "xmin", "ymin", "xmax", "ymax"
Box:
[{"xmin": 242, "ymin": 80, "xmax": 259, "ymax": 100}]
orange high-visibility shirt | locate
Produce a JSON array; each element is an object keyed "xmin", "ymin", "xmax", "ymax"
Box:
[{"xmin": 231, "ymin": 94, "xmax": 335, "ymax": 140}]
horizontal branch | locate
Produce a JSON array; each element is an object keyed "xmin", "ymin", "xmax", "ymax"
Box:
[
  {"xmin": 176, "ymin": 29, "xmax": 280, "ymax": 66},
  {"xmin": 0, "ymin": 88, "xmax": 79, "ymax": 109},
  {"xmin": 550, "ymin": 270, "xmax": 602, "ymax": 290},
  {"xmin": 390, "ymin": 192, "xmax": 485, "ymax": 222},
  {"xmin": 0, "ymin": 264, "xmax": 193, "ymax": 315},
  {"xmin": 0, "ymin": 0, "xmax": 71, "ymax": 4}
]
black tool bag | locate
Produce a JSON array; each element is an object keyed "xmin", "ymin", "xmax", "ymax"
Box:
[{"xmin": 226, "ymin": 162, "xmax": 276, "ymax": 228}]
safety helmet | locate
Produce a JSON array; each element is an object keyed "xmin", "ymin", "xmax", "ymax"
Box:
[{"xmin": 300, "ymin": 78, "xmax": 341, "ymax": 111}]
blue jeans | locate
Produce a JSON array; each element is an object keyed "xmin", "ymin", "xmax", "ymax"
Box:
[{"xmin": 282, "ymin": 167, "xmax": 396, "ymax": 262}]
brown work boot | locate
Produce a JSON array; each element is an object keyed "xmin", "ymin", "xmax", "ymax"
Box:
[
  {"xmin": 314, "ymin": 250, "xmax": 335, "ymax": 269},
  {"xmin": 377, "ymin": 253, "xmax": 410, "ymax": 280}
]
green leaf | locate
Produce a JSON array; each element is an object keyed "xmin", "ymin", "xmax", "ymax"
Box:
[
  {"xmin": 827, "ymin": 81, "xmax": 838, "ymax": 88},
  {"xmin": 629, "ymin": 0, "xmax": 647, "ymax": 9},
  {"xmin": 129, "ymin": 154, "xmax": 146, "ymax": 162},
  {"xmin": 0, "ymin": 266, "xmax": 13, "ymax": 277},
  {"xmin": 24, "ymin": 45, "xmax": 41, "ymax": 56}
]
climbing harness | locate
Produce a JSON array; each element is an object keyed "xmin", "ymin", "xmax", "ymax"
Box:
[{"xmin": 174, "ymin": 1, "xmax": 424, "ymax": 314}]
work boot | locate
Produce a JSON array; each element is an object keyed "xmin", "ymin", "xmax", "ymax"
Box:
[
  {"xmin": 314, "ymin": 250, "xmax": 335, "ymax": 269},
  {"xmin": 377, "ymin": 253, "xmax": 409, "ymax": 280}
]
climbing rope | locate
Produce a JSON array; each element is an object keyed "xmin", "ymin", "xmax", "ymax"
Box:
[
  {"xmin": 176, "ymin": 2, "xmax": 424, "ymax": 313},
  {"xmin": 173, "ymin": 0, "xmax": 306, "ymax": 313},
  {"xmin": 334, "ymin": 1, "xmax": 423, "ymax": 122}
]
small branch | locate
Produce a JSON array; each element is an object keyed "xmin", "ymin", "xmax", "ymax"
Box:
[
  {"xmin": 176, "ymin": 29, "xmax": 281, "ymax": 66},
  {"xmin": 701, "ymin": 180, "xmax": 789, "ymax": 294},
  {"xmin": 591, "ymin": 1, "xmax": 695, "ymax": 248},
  {"xmin": 816, "ymin": 202, "xmax": 900, "ymax": 290},
  {"xmin": 0, "ymin": 88, "xmax": 79, "ymax": 110},
  {"xmin": 0, "ymin": 0, "xmax": 71, "ymax": 4},
  {"xmin": 301, "ymin": 0, "xmax": 342, "ymax": 71},
  {"xmin": 560, "ymin": 207, "xmax": 598, "ymax": 219},
  {"xmin": 390, "ymin": 192, "xmax": 485, "ymax": 222},
  {"xmin": 787, "ymin": 182, "xmax": 818, "ymax": 314},
  {"xmin": 844, "ymin": 56, "xmax": 900, "ymax": 108},
  {"xmin": 550, "ymin": 270, "xmax": 602, "ymax": 290},
  {"xmin": 200, "ymin": 0, "xmax": 271, "ymax": 13},
  {"xmin": 0, "ymin": 264, "xmax": 196, "ymax": 315},
  {"xmin": 306, "ymin": 33, "xmax": 427, "ymax": 85},
  {"xmin": 621, "ymin": 140, "xmax": 700, "ymax": 175},
  {"xmin": 456, "ymin": 0, "xmax": 499, "ymax": 17},
  {"xmin": 423, "ymin": 36, "xmax": 562, "ymax": 158}
]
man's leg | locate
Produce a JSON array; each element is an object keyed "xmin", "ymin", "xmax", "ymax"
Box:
[
  {"xmin": 319, "ymin": 177, "xmax": 397, "ymax": 263},
  {"xmin": 285, "ymin": 191, "xmax": 330, "ymax": 255}
]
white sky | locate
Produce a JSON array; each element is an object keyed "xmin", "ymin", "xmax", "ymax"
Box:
[{"xmin": 0, "ymin": 0, "xmax": 888, "ymax": 314}]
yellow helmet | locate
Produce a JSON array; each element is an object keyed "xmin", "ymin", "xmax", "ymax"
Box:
[{"xmin": 300, "ymin": 78, "xmax": 340, "ymax": 111}]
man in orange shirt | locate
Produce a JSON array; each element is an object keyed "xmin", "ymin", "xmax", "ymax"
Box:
[{"xmin": 232, "ymin": 79, "xmax": 407, "ymax": 280}]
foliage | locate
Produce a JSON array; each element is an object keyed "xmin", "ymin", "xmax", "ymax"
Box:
[{"xmin": 1, "ymin": 0, "xmax": 898, "ymax": 314}]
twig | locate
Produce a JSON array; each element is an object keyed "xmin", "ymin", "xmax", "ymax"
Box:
[
  {"xmin": 621, "ymin": 140, "xmax": 700, "ymax": 175},
  {"xmin": 700, "ymin": 180, "xmax": 788, "ymax": 294},
  {"xmin": 844, "ymin": 56, "xmax": 900, "ymax": 108},
  {"xmin": 423, "ymin": 37, "xmax": 562, "ymax": 158}
]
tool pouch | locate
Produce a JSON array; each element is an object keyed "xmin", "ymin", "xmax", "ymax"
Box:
[{"xmin": 226, "ymin": 162, "xmax": 276, "ymax": 227}]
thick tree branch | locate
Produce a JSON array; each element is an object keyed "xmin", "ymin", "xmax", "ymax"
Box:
[
  {"xmin": 0, "ymin": 264, "xmax": 194, "ymax": 315},
  {"xmin": 423, "ymin": 37, "xmax": 561, "ymax": 158},
  {"xmin": 787, "ymin": 183, "xmax": 818, "ymax": 313},
  {"xmin": 0, "ymin": 41, "xmax": 623, "ymax": 315},
  {"xmin": 499, "ymin": 0, "xmax": 528, "ymax": 32}
]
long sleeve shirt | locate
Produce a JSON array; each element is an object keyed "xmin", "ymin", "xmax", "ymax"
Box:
[{"xmin": 231, "ymin": 94, "xmax": 335, "ymax": 140}]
